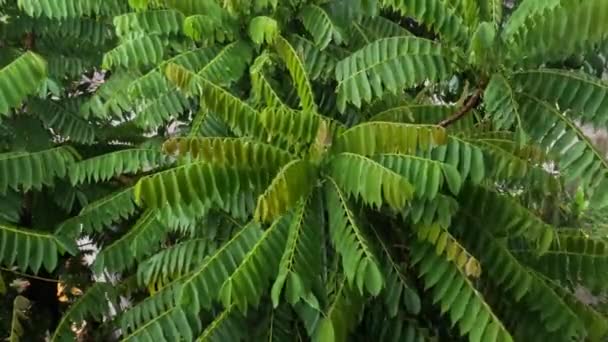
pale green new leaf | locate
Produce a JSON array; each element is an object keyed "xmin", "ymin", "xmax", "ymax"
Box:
[
  {"xmin": 255, "ymin": 159, "xmax": 316, "ymax": 223},
  {"xmin": 333, "ymin": 122, "xmax": 446, "ymax": 156},
  {"xmin": 248, "ymin": 16, "xmax": 279, "ymax": 45},
  {"xmin": 163, "ymin": 137, "xmax": 292, "ymax": 170}
]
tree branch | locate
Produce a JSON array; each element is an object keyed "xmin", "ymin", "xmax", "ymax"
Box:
[
  {"xmin": 1, "ymin": 267, "xmax": 59, "ymax": 283},
  {"xmin": 23, "ymin": 31, "xmax": 35, "ymax": 50},
  {"xmin": 438, "ymin": 87, "xmax": 484, "ymax": 127}
]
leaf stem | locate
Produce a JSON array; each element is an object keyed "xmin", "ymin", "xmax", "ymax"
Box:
[{"xmin": 438, "ymin": 87, "xmax": 484, "ymax": 127}]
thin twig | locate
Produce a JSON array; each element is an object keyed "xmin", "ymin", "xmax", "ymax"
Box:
[
  {"xmin": 23, "ymin": 31, "xmax": 35, "ymax": 50},
  {"xmin": 78, "ymin": 241, "xmax": 96, "ymax": 248},
  {"xmin": 1, "ymin": 267, "xmax": 59, "ymax": 283},
  {"xmin": 438, "ymin": 87, "xmax": 484, "ymax": 127}
]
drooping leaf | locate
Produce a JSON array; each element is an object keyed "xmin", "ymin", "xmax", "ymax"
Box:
[
  {"xmin": 0, "ymin": 52, "xmax": 47, "ymax": 117},
  {"xmin": 0, "ymin": 224, "xmax": 76, "ymax": 273},
  {"xmin": 255, "ymin": 159, "xmax": 316, "ymax": 223},
  {"xmin": 410, "ymin": 238, "xmax": 513, "ymax": 341},
  {"xmin": 0, "ymin": 147, "xmax": 78, "ymax": 195},
  {"xmin": 325, "ymin": 178, "xmax": 384, "ymax": 295},
  {"xmin": 379, "ymin": 0, "xmax": 469, "ymax": 43}
]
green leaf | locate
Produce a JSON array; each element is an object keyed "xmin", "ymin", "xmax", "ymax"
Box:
[
  {"xmin": 271, "ymin": 196, "xmax": 323, "ymax": 306},
  {"xmin": 51, "ymin": 283, "xmax": 116, "ymax": 342},
  {"xmin": 329, "ymin": 153, "xmax": 414, "ymax": 210},
  {"xmin": 0, "ymin": 146, "xmax": 78, "ymax": 194},
  {"xmin": 378, "ymin": 0, "xmax": 468, "ymax": 43},
  {"xmin": 255, "ymin": 159, "xmax": 316, "ymax": 223},
  {"xmin": 163, "ymin": 137, "xmax": 292, "ymax": 170},
  {"xmin": 102, "ymin": 35, "xmax": 166, "ymax": 70},
  {"xmin": 410, "ymin": 238, "xmax": 513, "ymax": 341},
  {"xmin": 299, "ymin": 4, "xmax": 344, "ymax": 50},
  {"xmin": 484, "ymin": 74, "xmax": 524, "ymax": 132},
  {"xmin": 349, "ymin": 15, "xmax": 411, "ymax": 49},
  {"xmin": 460, "ymin": 185, "xmax": 555, "ymax": 253},
  {"xmin": 92, "ymin": 211, "xmax": 166, "ymax": 274},
  {"xmin": 69, "ymin": 148, "xmax": 167, "ymax": 185},
  {"xmin": 248, "ymin": 16, "xmax": 279, "ymax": 45},
  {"xmin": 197, "ymin": 304, "xmax": 244, "ymax": 342},
  {"xmin": 219, "ymin": 214, "xmax": 291, "ymax": 312},
  {"xmin": 325, "ymin": 179, "xmax": 384, "ymax": 295},
  {"xmin": 0, "ymin": 52, "xmax": 47, "ymax": 116},
  {"xmin": 375, "ymin": 154, "xmax": 462, "ymax": 199},
  {"xmin": 274, "ymin": 36, "xmax": 317, "ymax": 113},
  {"xmin": 518, "ymin": 94, "xmax": 608, "ymax": 193},
  {"xmin": 477, "ymin": 0, "xmax": 502, "ymax": 27},
  {"xmin": 336, "ymin": 37, "xmax": 454, "ymax": 111},
  {"xmin": 333, "ymin": 122, "xmax": 446, "ymax": 156},
  {"xmin": 507, "ymin": 0, "xmax": 608, "ymax": 65},
  {"xmin": 57, "ymin": 187, "xmax": 137, "ymax": 236},
  {"xmin": 179, "ymin": 222, "xmax": 263, "ymax": 312},
  {"xmin": 134, "ymin": 161, "xmax": 272, "ymax": 217},
  {"xmin": 8, "ymin": 296, "xmax": 30, "ymax": 342},
  {"xmin": 0, "ymin": 224, "xmax": 75, "ymax": 273},
  {"xmin": 17, "ymin": 0, "xmax": 125, "ymax": 18},
  {"xmin": 314, "ymin": 318, "xmax": 335, "ymax": 342},
  {"xmin": 113, "ymin": 9, "xmax": 185, "ymax": 37},
  {"xmin": 512, "ymin": 69, "xmax": 608, "ymax": 127}
]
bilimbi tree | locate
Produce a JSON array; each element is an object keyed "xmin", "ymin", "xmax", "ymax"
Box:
[{"xmin": 1, "ymin": 0, "xmax": 608, "ymax": 341}]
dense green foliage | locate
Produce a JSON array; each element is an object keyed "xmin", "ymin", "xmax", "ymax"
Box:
[{"xmin": 1, "ymin": 0, "xmax": 608, "ymax": 340}]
